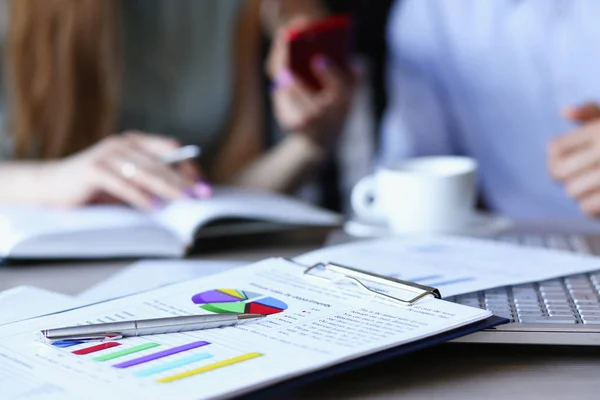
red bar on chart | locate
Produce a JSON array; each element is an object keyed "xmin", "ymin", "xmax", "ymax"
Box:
[{"xmin": 72, "ymin": 342, "xmax": 121, "ymax": 355}]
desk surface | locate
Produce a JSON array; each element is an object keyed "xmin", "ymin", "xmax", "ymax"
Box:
[{"xmin": 1, "ymin": 239, "xmax": 600, "ymax": 399}]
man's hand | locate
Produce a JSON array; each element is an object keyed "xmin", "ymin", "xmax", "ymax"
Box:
[{"xmin": 549, "ymin": 102, "xmax": 600, "ymax": 216}]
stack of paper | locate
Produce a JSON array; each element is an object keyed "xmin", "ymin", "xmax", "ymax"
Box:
[
  {"xmin": 0, "ymin": 258, "xmax": 493, "ymax": 399},
  {"xmin": 296, "ymin": 235, "xmax": 600, "ymax": 297}
]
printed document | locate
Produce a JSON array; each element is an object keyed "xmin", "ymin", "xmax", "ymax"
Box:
[
  {"xmin": 77, "ymin": 260, "xmax": 245, "ymax": 304},
  {"xmin": 0, "ymin": 286, "xmax": 77, "ymax": 326},
  {"xmin": 296, "ymin": 235, "xmax": 600, "ymax": 297},
  {"xmin": 0, "ymin": 258, "xmax": 490, "ymax": 400}
]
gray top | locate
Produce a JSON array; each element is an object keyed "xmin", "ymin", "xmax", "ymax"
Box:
[{"xmin": 0, "ymin": 0, "xmax": 243, "ymax": 158}]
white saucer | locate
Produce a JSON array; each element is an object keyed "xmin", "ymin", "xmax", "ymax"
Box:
[{"xmin": 343, "ymin": 213, "xmax": 513, "ymax": 238}]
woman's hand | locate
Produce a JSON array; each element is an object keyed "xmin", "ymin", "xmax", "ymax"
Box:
[
  {"xmin": 38, "ymin": 132, "xmax": 208, "ymax": 210},
  {"xmin": 266, "ymin": 18, "xmax": 359, "ymax": 150},
  {"xmin": 549, "ymin": 102, "xmax": 600, "ymax": 216}
]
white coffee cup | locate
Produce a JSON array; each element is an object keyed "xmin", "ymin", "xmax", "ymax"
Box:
[{"xmin": 351, "ymin": 156, "xmax": 477, "ymax": 234}]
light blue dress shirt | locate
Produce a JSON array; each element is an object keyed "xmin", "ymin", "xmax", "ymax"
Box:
[{"xmin": 381, "ymin": 0, "xmax": 600, "ymax": 219}]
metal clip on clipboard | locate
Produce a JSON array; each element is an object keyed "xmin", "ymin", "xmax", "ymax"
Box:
[{"xmin": 303, "ymin": 262, "xmax": 441, "ymax": 305}]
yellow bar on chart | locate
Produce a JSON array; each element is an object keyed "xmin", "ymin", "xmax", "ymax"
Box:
[{"xmin": 157, "ymin": 352, "xmax": 263, "ymax": 384}]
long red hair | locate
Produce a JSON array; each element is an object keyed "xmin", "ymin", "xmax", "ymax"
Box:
[{"xmin": 7, "ymin": 0, "xmax": 120, "ymax": 159}]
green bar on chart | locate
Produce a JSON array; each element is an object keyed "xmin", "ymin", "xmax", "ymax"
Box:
[{"xmin": 93, "ymin": 343, "xmax": 160, "ymax": 362}]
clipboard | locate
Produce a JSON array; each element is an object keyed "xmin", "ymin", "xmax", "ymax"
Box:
[
  {"xmin": 239, "ymin": 259, "xmax": 509, "ymax": 399},
  {"xmin": 301, "ymin": 260, "xmax": 441, "ymax": 305},
  {"xmin": 242, "ymin": 314, "xmax": 505, "ymax": 399},
  {"xmin": 0, "ymin": 257, "xmax": 509, "ymax": 400}
]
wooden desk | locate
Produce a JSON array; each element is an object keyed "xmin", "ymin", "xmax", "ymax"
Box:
[{"xmin": 1, "ymin": 240, "xmax": 600, "ymax": 399}]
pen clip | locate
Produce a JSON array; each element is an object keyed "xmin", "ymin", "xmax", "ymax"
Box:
[{"xmin": 47, "ymin": 334, "xmax": 122, "ymax": 344}]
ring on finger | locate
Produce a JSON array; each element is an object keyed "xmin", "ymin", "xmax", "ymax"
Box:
[{"xmin": 120, "ymin": 162, "xmax": 138, "ymax": 180}]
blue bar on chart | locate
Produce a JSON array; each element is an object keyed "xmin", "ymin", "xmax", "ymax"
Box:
[
  {"xmin": 403, "ymin": 275, "xmax": 443, "ymax": 283},
  {"xmin": 51, "ymin": 340, "xmax": 87, "ymax": 348},
  {"xmin": 427, "ymin": 277, "xmax": 475, "ymax": 287},
  {"xmin": 112, "ymin": 341, "xmax": 211, "ymax": 369},
  {"xmin": 134, "ymin": 353, "xmax": 213, "ymax": 377}
]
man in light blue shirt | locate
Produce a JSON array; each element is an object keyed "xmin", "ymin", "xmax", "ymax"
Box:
[{"xmin": 381, "ymin": 0, "xmax": 600, "ymax": 219}]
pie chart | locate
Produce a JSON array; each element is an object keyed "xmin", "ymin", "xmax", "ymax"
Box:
[{"xmin": 192, "ymin": 288, "xmax": 288, "ymax": 315}]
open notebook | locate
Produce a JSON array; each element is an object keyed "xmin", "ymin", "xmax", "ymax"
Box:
[
  {"xmin": 0, "ymin": 187, "xmax": 340, "ymax": 259},
  {"xmin": 0, "ymin": 258, "xmax": 504, "ymax": 400}
]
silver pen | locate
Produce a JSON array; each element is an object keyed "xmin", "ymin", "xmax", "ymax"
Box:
[
  {"xmin": 161, "ymin": 145, "xmax": 201, "ymax": 164},
  {"xmin": 41, "ymin": 313, "xmax": 264, "ymax": 342}
]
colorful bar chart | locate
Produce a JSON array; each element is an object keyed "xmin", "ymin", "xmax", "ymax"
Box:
[
  {"xmin": 157, "ymin": 352, "xmax": 263, "ymax": 384},
  {"xmin": 49, "ymin": 319, "xmax": 264, "ymax": 384},
  {"xmin": 112, "ymin": 341, "xmax": 210, "ymax": 369},
  {"xmin": 93, "ymin": 343, "xmax": 161, "ymax": 362}
]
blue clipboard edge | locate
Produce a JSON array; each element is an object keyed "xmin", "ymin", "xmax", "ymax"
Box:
[{"xmin": 239, "ymin": 315, "xmax": 509, "ymax": 399}]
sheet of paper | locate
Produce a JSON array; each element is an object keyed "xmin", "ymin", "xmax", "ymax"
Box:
[
  {"xmin": 77, "ymin": 260, "xmax": 246, "ymax": 304},
  {"xmin": 295, "ymin": 235, "xmax": 600, "ymax": 298},
  {"xmin": 0, "ymin": 286, "xmax": 78, "ymax": 326},
  {"xmin": 0, "ymin": 258, "xmax": 489, "ymax": 400}
]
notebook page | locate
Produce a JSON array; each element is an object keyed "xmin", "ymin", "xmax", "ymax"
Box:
[
  {"xmin": 0, "ymin": 206, "xmax": 158, "ymax": 255},
  {"xmin": 0, "ymin": 258, "xmax": 490, "ymax": 400},
  {"xmin": 152, "ymin": 186, "xmax": 341, "ymax": 242}
]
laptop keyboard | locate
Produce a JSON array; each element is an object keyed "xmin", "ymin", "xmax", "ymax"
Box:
[{"xmin": 447, "ymin": 234, "xmax": 600, "ymax": 324}]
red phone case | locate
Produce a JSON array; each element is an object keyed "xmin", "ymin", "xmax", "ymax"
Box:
[{"xmin": 287, "ymin": 15, "xmax": 354, "ymax": 91}]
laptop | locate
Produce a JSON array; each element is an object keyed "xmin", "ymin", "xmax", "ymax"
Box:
[{"xmin": 450, "ymin": 231, "xmax": 600, "ymax": 345}]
